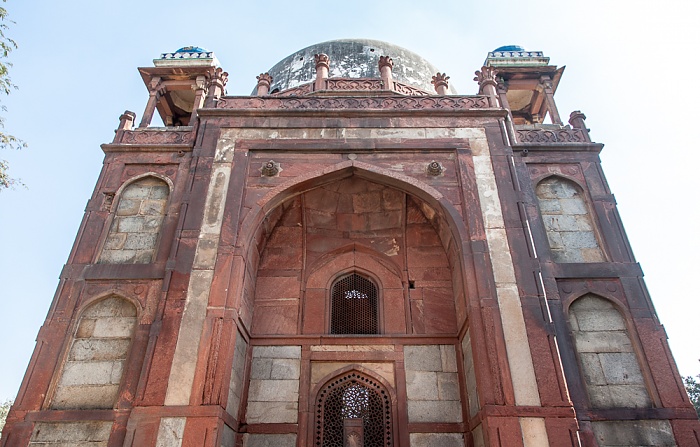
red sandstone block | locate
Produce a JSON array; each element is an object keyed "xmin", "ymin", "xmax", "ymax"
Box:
[
  {"xmin": 338, "ymin": 177, "xmax": 370, "ymax": 194},
  {"xmin": 407, "ymin": 202, "xmax": 429, "ymax": 224},
  {"xmin": 382, "ymin": 188, "xmax": 404, "ymax": 210},
  {"xmin": 383, "ymin": 288, "xmax": 407, "ymax": 334},
  {"xmin": 406, "ymin": 224, "xmax": 442, "ymax": 246},
  {"xmin": 336, "ymin": 213, "xmax": 368, "ymax": 232},
  {"xmin": 423, "ymin": 287, "xmax": 458, "ymax": 333},
  {"xmin": 303, "ymin": 187, "xmax": 340, "ymax": 211},
  {"xmin": 302, "ymin": 288, "xmax": 326, "ymax": 333},
  {"xmin": 670, "ymin": 419, "xmax": 700, "ymax": 447},
  {"xmin": 408, "ymin": 267, "xmax": 452, "ymax": 282},
  {"xmin": 410, "ymin": 299, "xmax": 425, "ymax": 334},
  {"xmin": 306, "ymin": 209, "xmax": 338, "ymax": 229},
  {"xmin": 407, "ymin": 246, "xmax": 450, "ymax": 268},
  {"xmin": 255, "ymin": 276, "xmax": 301, "ymax": 300},
  {"xmin": 252, "ymin": 303, "xmax": 299, "ymax": 335},
  {"xmin": 258, "ymin": 247, "xmax": 303, "ymax": 270},
  {"xmin": 352, "ymin": 191, "xmax": 382, "ymax": 213},
  {"xmin": 305, "ymin": 234, "xmax": 347, "ymax": 254},
  {"xmin": 366, "ymin": 211, "xmax": 402, "ymax": 230},
  {"xmin": 267, "ymin": 226, "xmax": 303, "ymax": 248}
]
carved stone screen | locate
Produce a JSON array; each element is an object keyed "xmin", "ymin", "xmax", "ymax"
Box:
[
  {"xmin": 315, "ymin": 373, "xmax": 392, "ymax": 447},
  {"xmin": 330, "ymin": 274, "xmax": 378, "ymax": 335}
]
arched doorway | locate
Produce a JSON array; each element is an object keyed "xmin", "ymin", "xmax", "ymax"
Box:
[{"xmin": 314, "ymin": 371, "xmax": 393, "ymax": 447}]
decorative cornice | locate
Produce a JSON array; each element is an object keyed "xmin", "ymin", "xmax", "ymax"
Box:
[
  {"xmin": 116, "ymin": 128, "xmax": 195, "ymax": 145},
  {"xmin": 515, "ymin": 128, "xmax": 588, "ymax": 144},
  {"xmin": 215, "ymin": 95, "xmax": 492, "ymax": 111},
  {"xmin": 325, "ymin": 78, "xmax": 383, "ymax": 91}
]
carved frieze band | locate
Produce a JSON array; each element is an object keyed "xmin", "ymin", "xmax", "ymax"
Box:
[
  {"xmin": 274, "ymin": 84, "xmax": 313, "ymax": 96},
  {"xmin": 326, "ymin": 78, "xmax": 384, "ymax": 91},
  {"xmin": 392, "ymin": 82, "xmax": 430, "ymax": 96},
  {"xmin": 118, "ymin": 130, "xmax": 195, "ymax": 145},
  {"xmin": 516, "ymin": 128, "xmax": 588, "ymax": 144},
  {"xmin": 272, "ymin": 79, "xmax": 430, "ymax": 96},
  {"xmin": 216, "ymin": 95, "xmax": 491, "ymax": 110}
]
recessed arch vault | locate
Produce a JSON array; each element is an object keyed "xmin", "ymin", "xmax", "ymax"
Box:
[{"xmin": 244, "ymin": 162, "xmax": 471, "ymax": 337}]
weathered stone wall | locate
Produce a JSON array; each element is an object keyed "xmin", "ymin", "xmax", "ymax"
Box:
[
  {"xmin": 241, "ymin": 433, "xmax": 296, "ymax": 447},
  {"xmin": 535, "ymin": 176, "xmax": 604, "ymax": 263},
  {"xmin": 569, "ymin": 294, "xmax": 650, "ymax": 408},
  {"xmin": 245, "ymin": 346, "xmax": 301, "ymax": 424},
  {"xmin": 410, "ymin": 433, "xmax": 465, "ymax": 447},
  {"xmin": 29, "ymin": 421, "xmax": 113, "ymax": 446},
  {"xmin": 51, "ymin": 296, "xmax": 137, "ymax": 409},
  {"xmin": 225, "ymin": 333, "xmax": 248, "ymax": 418},
  {"xmin": 460, "ymin": 330, "xmax": 480, "ymax": 418},
  {"xmin": 99, "ymin": 176, "xmax": 169, "ymax": 264},
  {"xmin": 404, "ymin": 345, "xmax": 462, "ymax": 423},
  {"xmin": 591, "ymin": 420, "xmax": 675, "ymax": 446}
]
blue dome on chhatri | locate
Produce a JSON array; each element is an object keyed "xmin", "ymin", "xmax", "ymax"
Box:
[
  {"xmin": 175, "ymin": 46, "xmax": 208, "ymax": 53},
  {"xmin": 493, "ymin": 45, "xmax": 525, "ymax": 52}
]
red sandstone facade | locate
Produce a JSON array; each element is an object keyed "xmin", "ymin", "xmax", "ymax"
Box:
[{"xmin": 2, "ymin": 42, "xmax": 699, "ymax": 447}]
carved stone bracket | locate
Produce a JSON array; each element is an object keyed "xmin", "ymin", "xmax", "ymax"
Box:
[
  {"xmin": 260, "ymin": 160, "xmax": 281, "ymax": 177},
  {"xmin": 102, "ymin": 192, "xmax": 115, "ymax": 211},
  {"xmin": 539, "ymin": 75, "xmax": 554, "ymax": 91},
  {"xmin": 427, "ymin": 160, "xmax": 444, "ymax": 176}
]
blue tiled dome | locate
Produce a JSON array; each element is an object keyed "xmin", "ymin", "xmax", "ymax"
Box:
[
  {"xmin": 493, "ymin": 45, "xmax": 525, "ymax": 52},
  {"xmin": 175, "ymin": 46, "xmax": 207, "ymax": 53}
]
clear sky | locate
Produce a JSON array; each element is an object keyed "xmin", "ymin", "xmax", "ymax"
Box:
[{"xmin": 0, "ymin": 0, "xmax": 698, "ymax": 400}]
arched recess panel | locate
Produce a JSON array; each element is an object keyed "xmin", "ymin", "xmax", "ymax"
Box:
[
  {"xmin": 314, "ymin": 371, "xmax": 393, "ymax": 447},
  {"xmin": 250, "ymin": 175, "xmax": 458, "ymax": 336},
  {"xmin": 51, "ymin": 295, "xmax": 137, "ymax": 409},
  {"xmin": 535, "ymin": 176, "xmax": 604, "ymax": 263},
  {"xmin": 99, "ymin": 176, "xmax": 169, "ymax": 264},
  {"xmin": 569, "ymin": 294, "xmax": 651, "ymax": 408}
]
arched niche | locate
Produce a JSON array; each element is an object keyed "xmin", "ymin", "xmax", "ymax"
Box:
[
  {"xmin": 50, "ymin": 295, "xmax": 137, "ymax": 409},
  {"xmin": 98, "ymin": 175, "xmax": 170, "ymax": 264},
  {"xmin": 568, "ymin": 293, "xmax": 651, "ymax": 408},
  {"xmin": 535, "ymin": 175, "xmax": 604, "ymax": 263}
]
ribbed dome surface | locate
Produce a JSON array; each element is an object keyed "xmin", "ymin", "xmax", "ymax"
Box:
[{"xmin": 258, "ymin": 39, "xmax": 458, "ymax": 94}]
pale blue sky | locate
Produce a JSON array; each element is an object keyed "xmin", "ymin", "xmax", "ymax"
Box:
[{"xmin": 1, "ymin": 0, "xmax": 698, "ymax": 400}]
